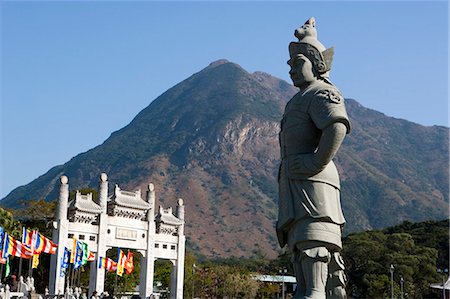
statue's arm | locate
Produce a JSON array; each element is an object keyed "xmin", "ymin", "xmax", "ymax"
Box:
[
  {"xmin": 288, "ymin": 122, "xmax": 346, "ymax": 175},
  {"xmin": 312, "ymin": 122, "xmax": 347, "ymax": 169}
]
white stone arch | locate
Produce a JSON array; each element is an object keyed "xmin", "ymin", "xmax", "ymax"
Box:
[{"xmin": 49, "ymin": 174, "xmax": 185, "ymax": 299}]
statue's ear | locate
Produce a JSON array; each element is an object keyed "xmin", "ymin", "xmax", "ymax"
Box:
[{"xmin": 306, "ymin": 17, "xmax": 316, "ymax": 27}]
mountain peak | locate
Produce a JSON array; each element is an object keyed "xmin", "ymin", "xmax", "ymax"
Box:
[
  {"xmin": 206, "ymin": 59, "xmax": 231, "ymax": 69},
  {"xmin": 1, "ymin": 60, "xmax": 448, "ymax": 259}
]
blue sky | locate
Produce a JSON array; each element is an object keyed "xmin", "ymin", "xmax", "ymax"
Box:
[{"xmin": 1, "ymin": 1, "xmax": 448, "ymax": 199}]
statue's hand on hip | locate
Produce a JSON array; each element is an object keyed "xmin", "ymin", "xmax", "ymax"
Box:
[{"xmin": 287, "ymin": 153, "xmax": 323, "ymax": 176}]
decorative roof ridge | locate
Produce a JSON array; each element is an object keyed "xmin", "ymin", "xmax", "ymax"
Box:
[
  {"xmin": 69, "ymin": 190, "xmax": 103, "ymax": 214},
  {"xmin": 155, "ymin": 206, "xmax": 183, "ymax": 225},
  {"xmin": 110, "ymin": 184, "xmax": 151, "ymax": 210}
]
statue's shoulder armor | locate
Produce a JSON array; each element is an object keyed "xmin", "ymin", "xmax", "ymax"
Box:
[
  {"xmin": 314, "ymin": 87, "xmax": 343, "ymax": 104},
  {"xmin": 306, "ymin": 81, "xmax": 351, "ymax": 132},
  {"xmin": 309, "ymin": 81, "xmax": 344, "ymax": 104}
]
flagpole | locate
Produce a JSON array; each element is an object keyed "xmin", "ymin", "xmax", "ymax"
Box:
[
  {"xmin": 18, "ymin": 226, "xmax": 25, "ymax": 279},
  {"xmin": 28, "ymin": 257, "xmax": 32, "ymax": 278},
  {"xmin": 18, "ymin": 257, "xmax": 23, "ymax": 279},
  {"xmin": 66, "ymin": 263, "xmax": 71, "ymax": 290},
  {"xmin": 114, "ymin": 271, "xmax": 118, "ymax": 299},
  {"xmin": 77, "ymin": 267, "xmax": 81, "ymax": 287},
  {"xmin": 29, "ymin": 230, "xmax": 35, "ymax": 278},
  {"xmin": 124, "ymin": 272, "xmax": 128, "ymax": 298},
  {"xmin": 70, "ymin": 266, "xmax": 76, "ymax": 289},
  {"xmin": 70, "ymin": 264, "xmax": 73, "ymax": 289},
  {"xmin": 0, "ymin": 263, "xmax": 3, "ymax": 281},
  {"xmin": 74, "ymin": 268, "xmax": 78, "ymax": 287}
]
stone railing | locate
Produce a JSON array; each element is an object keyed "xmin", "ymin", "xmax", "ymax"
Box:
[{"xmin": 0, "ymin": 285, "xmax": 25, "ymax": 299}]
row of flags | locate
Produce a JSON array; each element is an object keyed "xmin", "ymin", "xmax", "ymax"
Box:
[
  {"xmin": 60, "ymin": 238, "xmax": 96, "ymax": 277},
  {"xmin": 22, "ymin": 228, "xmax": 58, "ymax": 254},
  {"xmin": 60, "ymin": 239, "xmax": 135, "ymax": 277},
  {"xmin": 0, "ymin": 226, "xmax": 58, "ymax": 276},
  {"xmin": 0, "ymin": 227, "xmax": 135, "ymax": 277},
  {"xmin": 0, "ymin": 227, "xmax": 57, "ymax": 259},
  {"xmin": 98, "ymin": 249, "xmax": 134, "ymax": 276}
]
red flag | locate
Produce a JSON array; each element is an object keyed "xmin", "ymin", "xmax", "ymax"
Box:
[
  {"xmin": 0, "ymin": 251, "xmax": 6, "ymax": 264},
  {"xmin": 87, "ymin": 251, "xmax": 95, "ymax": 261},
  {"xmin": 124, "ymin": 251, "xmax": 134, "ymax": 274}
]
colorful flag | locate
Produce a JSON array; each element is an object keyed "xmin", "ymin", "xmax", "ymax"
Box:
[
  {"xmin": 81, "ymin": 242, "xmax": 89, "ymax": 266},
  {"xmin": 22, "ymin": 228, "xmax": 33, "ymax": 247},
  {"xmin": 5, "ymin": 257, "xmax": 10, "ymax": 277},
  {"xmin": 0, "ymin": 251, "xmax": 6, "ymax": 264},
  {"xmin": 62, "ymin": 247, "xmax": 70, "ymax": 269},
  {"xmin": 116, "ymin": 248, "xmax": 126, "ymax": 276},
  {"xmin": 60, "ymin": 247, "xmax": 70, "ymax": 277},
  {"xmin": 32, "ymin": 254, "xmax": 39, "ymax": 268},
  {"xmin": 73, "ymin": 241, "xmax": 83, "ymax": 269},
  {"xmin": 1, "ymin": 235, "xmax": 6, "ymax": 259},
  {"xmin": 0, "ymin": 227, "xmax": 4, "ymax": 250},
  {"xmin": 80, "ymin": 243, "xmax": 95, "ymax": 264},
  {"xmin": 70, "ymin": 238, "xmax": 77, "ymax": 263},
  {"xmin": 87, "ymin": 251, "xmax": 95, "ymax": 262},
  {"xmin": 98, "ymin": 257, "xmax": 117, "ymax": 272},
  {"xmin": 124, "ymin": 251, "xmax": 134, "ymax": 274},
  {"xmin": 33, "ymin": 231, "xmax": 57, "ymax": 254},
  {"xmin": 3, "ymin": 233, "xmax": 33, "ymax": 259}
]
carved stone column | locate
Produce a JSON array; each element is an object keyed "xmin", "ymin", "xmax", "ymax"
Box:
[
  {"xmin": 139, "ymin": 184, "xmax": 156, "ymax": 298},
  {"xmin": 170, "ymin": 259, "xmax": 177, "ymax": 299},
  {"xmin": 90, "ymin": 173, "xmax": 109, "ymax": 295},
  {"xmin": 174, "ymin": 199, "xmax": 185, "ymax": 299},
  {"xmin": 49, "ymin": 176, "xmax": 69, "ymax": 294}
]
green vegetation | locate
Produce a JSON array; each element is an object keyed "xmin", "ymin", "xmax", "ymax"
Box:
[
  {"xmin": 0, "ymin": 199, "xmax": 447, "ymax": 298},
  {"xmin": 0, "ymin": 208, "xmax": 22, "ymax": 238},
  {"xmin": 342, "ymin": 219, "xmax": 449, "ymax": 298}
]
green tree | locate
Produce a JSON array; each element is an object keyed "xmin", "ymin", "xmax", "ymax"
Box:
[
  {"xmin": 13, "ymin": 199, "xmax": 56, "ymax": 236},
  {"xmin": 0, "ymin": 207, "xmax": 21, "ymax": 238},
  {"xmin": 342, "ymin": 226, "xmax": 442, "ymax": 298}
]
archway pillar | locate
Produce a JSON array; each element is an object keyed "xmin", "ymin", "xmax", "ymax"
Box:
[{"xmin": 139, "ymin": 249, "xmax": 155, "ymax": 299}]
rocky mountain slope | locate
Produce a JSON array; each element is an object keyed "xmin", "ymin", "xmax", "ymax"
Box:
[{"xmin": 1, "ymin": 60, "xmax": 448, "ymax": 258}]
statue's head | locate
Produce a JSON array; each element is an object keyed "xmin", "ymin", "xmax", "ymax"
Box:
[{"xmin": 288, "ymin": 17, "xmax": 334, "ymax": 88}]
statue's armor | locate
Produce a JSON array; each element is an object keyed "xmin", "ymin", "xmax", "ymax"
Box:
[{"xmin": 277, "ymin": 79, "xmax": 350, "ymax": 251}]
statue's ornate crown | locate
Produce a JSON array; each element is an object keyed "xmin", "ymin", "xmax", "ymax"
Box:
[{"xmin": 289, "ymin": 17, "xmax": 334, "ymax": 74}]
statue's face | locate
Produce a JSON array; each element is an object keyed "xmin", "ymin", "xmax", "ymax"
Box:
[{"xmin": 288, "ymin": 54, "xmax": 316, "ymax": 88}]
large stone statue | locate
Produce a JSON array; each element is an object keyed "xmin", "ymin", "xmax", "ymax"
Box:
[{"xmin": 277, "ymin": 17, "xmax": 350, "ymax": 299}]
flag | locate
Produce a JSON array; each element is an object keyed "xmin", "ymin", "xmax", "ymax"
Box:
[
  {"xmin": 80, "ymin": 244, "xmax": 95, "ymax": 264},
  {"xmin": 32, "ymin": 254, "xmax": 39, "ymax": 268},
  {"xmin": 73, "ymin": 240, "xmax": 83, "ymax": 269},
  {"xmin": 5, "ymin": 257, "xmax": 10, "ymax": 277},
  {"xmin": 60, "ymin": 247, "xmax": 70, "ymax": 277},
  {"xmin": 0, "ymin": 227, "xmax": 4, "ymax": 250},
  {"xmin": 116, "ymin": 248, "xmax": 126, "ymax": 276},
  {"xmin": 0, "ymin": 251, "xmax": 6, "ymax": 264},
  {"xmin": 124, "ymin": 251, "xmax": 134, "ymax": 274},
  {"xmin": 33, "ymin": 231, "xmax": 57, "ymax": 254},
  {"xmin": 62, "ymin": 248, "xmax": 70, "ymax": 269},
  {"xmin": 98, "ymin": 257, "xmax": 117, "ymax": 272},
  {"xmin": 22, "ymin": 228, "xmax": 33, "ymax": 247},
  {"xmin": 87, "ymin": 251, "xmax": 95, "ymax": 262},
  {"xmin": 70, "ymin": 238, "xmax": 77, "ymax": 263},
  {"xmin": 81, "ymin": 242, "xmax": 89, "ymax": 266},
  {"xmin": 3, "ymin": 233, "xmax": 33, "ymax": 259}
]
